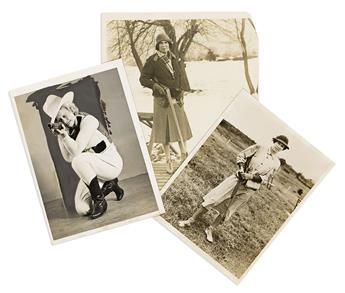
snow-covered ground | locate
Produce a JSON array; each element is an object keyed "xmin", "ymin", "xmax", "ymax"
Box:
[{"xmin": 125, "ymin": 59, "xmax": 258, "ymax": 154}]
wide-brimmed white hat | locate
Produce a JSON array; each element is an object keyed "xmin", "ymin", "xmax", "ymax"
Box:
[{"xmin": 43, "ymin": 91, "xmax": 74, "ymax": 123}]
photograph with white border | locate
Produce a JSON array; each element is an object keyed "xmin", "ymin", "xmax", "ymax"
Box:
[
  {"xmin": 101, "ymin": 12, "xmax": 258, "ymax": 189},
  {"xmin": 158, "ymin": 90, "xmax": 334, "ymax": 282},
  {"xmin": 10, "ymin": 60, "xmax": 164, "ymax": 243}
]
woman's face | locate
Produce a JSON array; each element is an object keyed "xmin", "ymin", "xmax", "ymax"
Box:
[
  {"xmin": 56, "ymin": 107, "xmax": 77, "ymax": 128},
  {"xmin": 271, "ymin": 141, "xmax": 285, "ymax": 153},
  {"xmin": 158, "ymin": 41, "xmax": 169, "ymax": 54}
]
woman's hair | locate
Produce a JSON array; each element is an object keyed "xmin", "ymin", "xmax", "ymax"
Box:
[
  {"xmin": 60, "ymin": 102, "xmax": 79, "ymax": 115},
  {"xmin": 55, "ymin": 102, "xmax": 79, "ymax": 122},
  {"xmin": 156, "ymin": 41, "xmax": 172, "ymax": 51}
]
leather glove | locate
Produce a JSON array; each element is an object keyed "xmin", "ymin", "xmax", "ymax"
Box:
[
  {"xmin": 235, "ymin": 170, "xmax": 245, "ymax": 180},
  {"xmin": 252, "ymin": 174, "xmax": 262, "ymax": 183},
  {"xmin": 235, "ymin": 163, "xmax": 245, "ymax": 180},
  {"xmin": 241, "ymin": 173, "xmax": 262, "ymax": 183},
  {"xmin": 177, "ymin": 97, "xmax": 184, "ymax": 107},
  {"xmin": 240, "ymin": 173, "xmax": 254, "ymax": 180},
  {"xmin": 177, "ymin": 91, "xmax": 184, "ymax": 106},
  {"xmin": 153, "ymin": 83, "xmax": 166, "ymax": 96}
]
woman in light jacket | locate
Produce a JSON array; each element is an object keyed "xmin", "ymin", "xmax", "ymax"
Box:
[
  {"xmin": 43, "ymin": 91, "xmax": 124, "ymax": 219},
  {"xmin": 178, "ymin": 135, "xmax": 290, "ymax": 242}
]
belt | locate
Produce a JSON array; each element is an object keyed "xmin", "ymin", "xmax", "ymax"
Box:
[{"xmin": 92, "ymin": 140, "xmax": 107, "ymax": 153}]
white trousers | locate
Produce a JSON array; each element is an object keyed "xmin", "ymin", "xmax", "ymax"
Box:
[
  {"xmin": 71, "ymin": 143, "xmax": 123, "ymax": 215},
  {"xmin": 202, "ymin": 174, "xmax": 255, "ymax": 222}
]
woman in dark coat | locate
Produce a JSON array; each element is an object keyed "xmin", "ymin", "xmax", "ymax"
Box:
[{"xmin": 139, "ymin": 33, "xmax": 192, "ymax": 173}]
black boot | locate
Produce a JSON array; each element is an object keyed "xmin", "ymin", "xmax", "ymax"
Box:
[
  {"xmin": 89, "ymin": 199, "xmax": 107, "ymax": 220},
  {"xmin": 88, "ymin": 176, "xmax": 108, "ymax": 220},
  {"xmin": 101, "ymin": 178, "xmax": 124, "ymax": 201}
]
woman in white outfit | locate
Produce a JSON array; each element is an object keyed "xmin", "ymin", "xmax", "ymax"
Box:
[
  {"xmin": 178, "ymin": 135, "xmax": 289, "ymax": 242},
  {"xmin": 43, "ymin": 91, "xmax": 124, "ymax": 219}
]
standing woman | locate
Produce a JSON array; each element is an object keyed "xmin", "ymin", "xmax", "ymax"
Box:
[
  {"xmin": 178, "ymin": 136, "xmax": 290, "ymax": 243},
  {"xmin": 139, "ymin": 33, "xmax": 193, "ymax": 173},
  {"xmin": 43, "ymin": 91, "xmax": 124, "ymax": 219}
]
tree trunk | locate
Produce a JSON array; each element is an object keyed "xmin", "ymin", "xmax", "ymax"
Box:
[
  {"xmin": 116, "ymin": 23, "xmax": 122, "ymax": 58},
  {"xmin": 125, "ymin": 21, "xmax": 143, "ymax": 72},
  {"xmin": 240, "ymin": 19, "xmax": 256, "ymax": 95},
  {"xmin": 160, "ymin": 20, "xmax": 179, "ymax": 57}
]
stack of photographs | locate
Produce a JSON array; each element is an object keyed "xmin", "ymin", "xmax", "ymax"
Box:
[
  {"xmin": 101, "ymin": 12, "xmax": 259, "ymax": 190},
  {"xmin": 9, "ymin": 12, "xmax": 333, "ymax": 283}
]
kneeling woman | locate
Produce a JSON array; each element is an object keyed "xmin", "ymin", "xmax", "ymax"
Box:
[{"xmin": 43, "ymin": 91, "xmax": 124, "ymax": 219}]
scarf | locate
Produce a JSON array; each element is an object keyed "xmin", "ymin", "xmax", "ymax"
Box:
[{"xmin": 156, "ymin": 50, "xmax": 175, "ymax": 78}]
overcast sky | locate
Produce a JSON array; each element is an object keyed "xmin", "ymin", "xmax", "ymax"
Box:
[{"xmin": 224, "ymin": 91, "xmax": 333, "ymax": 181}]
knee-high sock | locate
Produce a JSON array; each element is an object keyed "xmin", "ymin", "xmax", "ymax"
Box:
[
  {"xmin": 191, "ymin": 206, "xmax": 207, "ymax": 221},
  {"xmin": 178, "ymin": 140, "xmax": 187, "ymax": 155},
  {"xmin": 211, "ymin": 214, "xmax": 224, "ymax": 228},
  {"xmin": 163, "ymin": 144, "xmax": 171, "ymax": 162}
]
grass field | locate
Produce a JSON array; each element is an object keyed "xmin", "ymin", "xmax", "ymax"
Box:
[{"xmin": 161, "ymin": 120, "xmax": 311, "ymax": 279}]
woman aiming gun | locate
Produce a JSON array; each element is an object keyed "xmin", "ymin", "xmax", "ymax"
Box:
[{"xmin": 43, "ymin": 91, "xmax": 124, "ymax": 219}]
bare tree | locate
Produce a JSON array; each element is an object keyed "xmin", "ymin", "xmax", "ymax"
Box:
[
  {"xmin": 107, "ymin": 19, "xmax": 208, "ymax": 91},
  {"xmin": 206, "ymin": 18, "xmax": 258, "ymax": 95},
  {"xmin": 124, "ymin": 21, "xmax": 144, "ymax": 71},
  {"xmin": 107, "ymin": 19, "xmax": 204, "ymax": 70},
  {"xmin": 107, "ymin": 20, "xmax": 156, "ymax": 71},
  {"xmin": 107, "ymin": 18, "xmax": 257, "ymax": 93},
  {"xmin": 234, "ymin": 19, "xmax": 257, "ymax": 95}
]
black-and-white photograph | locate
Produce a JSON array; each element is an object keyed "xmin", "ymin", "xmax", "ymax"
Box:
[
  {"xmin": 10, "ymin": 60, "xmax": 164, "ymax": 243},
  {"xmin": 159, "ymin": 90, "xmax": 333, "ymax": 282},
  {"xmin": 101, "ymin": 12, "xmax": 258, "ymax": 189}
]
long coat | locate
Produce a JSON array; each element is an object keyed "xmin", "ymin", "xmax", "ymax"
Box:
[
  {"xmin": 139, "ymin": 52, "xmax": 192, "ymax": 144},
  {"xmin": 139, "ymin": 52, "xmax": 190, "ymax": 97}
]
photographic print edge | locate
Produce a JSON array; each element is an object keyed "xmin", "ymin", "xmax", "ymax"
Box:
[
  {"xmin": 9, "ymin": 60, "xmax": 165, "ymax": 244},
  {"xmin": 155, "ymin": 89, "xmax": 334, "ymax": 282}
]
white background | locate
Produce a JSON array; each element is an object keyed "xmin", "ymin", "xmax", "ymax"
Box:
[{"xmin": 1, "ymin": 0, "xmax": 343, "ymax": 292}]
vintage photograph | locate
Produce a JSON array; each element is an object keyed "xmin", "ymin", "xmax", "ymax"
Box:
[
  {"xmin": 159, "ymin": 90, "xmax": 333, "ymax": 282},
  {"xmin": 101, "ymin": 12, "xmax": 259, "ymax": 189},
  {"xmin": 10, "ymin": 60, "xmax": 164, "ymax": 243}
]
